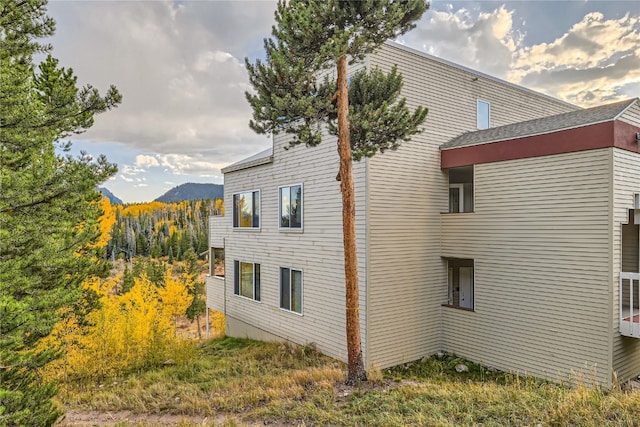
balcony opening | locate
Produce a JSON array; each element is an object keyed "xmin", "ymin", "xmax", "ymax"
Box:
[
  {"xmin": 445, "ymin": 258, "xmax": 475, "ymax": 310},
  {"xmin": 448, "ymin": 166, "xmax": 474, "ymax": 213},
  {"xmin": 620, "ymin": 209, "xmax": 640, "ymax": 338},
  {"xmin": 210, "ymin": 247, "xmax": 225, "ymax": 278}
]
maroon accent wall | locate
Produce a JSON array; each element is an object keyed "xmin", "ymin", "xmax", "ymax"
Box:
[
  {"xmin": 615, "ymin": 120, "xmax": 640, "ymax": 154},
  {"xmin": 441, "ymin": 120, "xmax": 640, "ymax": 169}
]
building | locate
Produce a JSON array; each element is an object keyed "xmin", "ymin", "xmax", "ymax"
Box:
[{"xmin": 206, "ymin": 42, "xmax": 640, "ymax": 386}]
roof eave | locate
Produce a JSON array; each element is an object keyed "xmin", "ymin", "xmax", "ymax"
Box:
[{"xmin": 221, "ymin": 155, "xmax": 274, "ymax": 174}]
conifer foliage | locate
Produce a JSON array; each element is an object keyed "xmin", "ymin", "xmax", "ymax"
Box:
[
  {"xmin": 106, "ymin": 199, "xmax": 223, "ymax": 261},
  {"xmin": 246, "ymin": 0, "xmax": 428, "ymax": 384},
  {"xmin": 0, "ymin": 1, "xmax": 121, "ymax": 424}
]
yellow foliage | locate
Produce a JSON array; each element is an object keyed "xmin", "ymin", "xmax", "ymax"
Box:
[
  {"xmin": 159, "ymin": 271, "xmax": 193, "ymax": 322},
  {"xmin": 209, "ymin": 309, "xmax": 226, "ymax": 337},
  {"xmin": 119, "ymin": 201, "xmax": 167, "ymax": 217},
  {"xmin": 41, "ymin": 270, "xmax": 195, "ymax": 384},
  {"xmin": 93, "ymin": 196, "xmax": 116, "ymax": 248},
  {"xmin": 214, "ymin": 198, "xmax": 224, "ymax": 215}
]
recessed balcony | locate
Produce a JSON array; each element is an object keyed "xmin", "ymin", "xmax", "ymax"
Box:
[{"xmin": 620, "ymin": 272, "xmax": 640, "ymax": 338}]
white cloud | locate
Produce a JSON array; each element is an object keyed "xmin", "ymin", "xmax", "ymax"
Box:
[
  {"xmin": 403, "ymin": 6, "xmax": 520, "ymax": 77},
  {"xmin": 407, "ymin": 6, "xmax": 639, "ymax": 107},
  {"xmin": 135, "ymin": 155, "xmax": 160, "ymax": 168},
  {"xmin": 47, "ymin": 0, "xmax": 274, "ymax": 164},
  {"xmin": 158, "ymin": 154, "xmax": 227, "ymax": 176},
  {"xmin": 509, "ymin": 12, "xmax": 640, "ymax": 106}
]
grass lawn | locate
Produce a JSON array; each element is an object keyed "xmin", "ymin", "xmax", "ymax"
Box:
[{"xmin": 59, "ymin": 337, "xmax": 640, "ymax": 426}]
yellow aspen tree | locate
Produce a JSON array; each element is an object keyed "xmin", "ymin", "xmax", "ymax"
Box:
[{"xmin": 159, "ymin": 270, "xmax": 193, "ymax": 334}]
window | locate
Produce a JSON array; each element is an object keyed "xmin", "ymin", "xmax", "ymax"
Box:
[
  {"xmin": 233, "ymin": 260, "xmax": 260, "ymax": 301},
  {"xmin": 477, "ymin": 99, "xmax": 490, "ymax": 129},
  {"xmin": 210, "ymin": 248, "xmax": 224, "ymax": 277},
  {"xmin": 280, "ymin": 267, "xmax": 303, "ymax": 314},
  {"xmin": 447, "ymin": 258, "xmax": 474, "ymax": 309},
  {"xmin": 279, "ymin": 184, "xmax": 303, "ymax": 230},
  {"xmin": 233, "ymin": 190, "xmax": 260, "ymax": 228},
  {"xmin": 448, "ymin": 166, "xmax": 474, "ymax": 213}
]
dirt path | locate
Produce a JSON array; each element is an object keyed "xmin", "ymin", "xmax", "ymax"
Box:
[
  {"xmin": 60, "ymin": 410, "xmax": 225, "ymax": 426},
  {"xmin": 60, "ymin": 409, "xmax": 299, "ymax": 426},
  {"xmin": 59, "ymin": 380, "xmax": 412, "ymax": 426}
]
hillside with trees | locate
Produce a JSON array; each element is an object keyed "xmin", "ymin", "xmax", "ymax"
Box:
[
  {"xmin": 154, "ymin": 183, "xmax": 224, "ymax": 203},
  {"xmin": 105, "ymin": 198, "xmax": 223, "ymax": 262},
  {"xmin": 98, "ymin": 186, "xmax": 123, "ymax": 205}
]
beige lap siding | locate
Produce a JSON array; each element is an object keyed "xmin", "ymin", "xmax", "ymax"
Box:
[
  {"xmin": 222, "ymin": 132, "xmax": 368, "ymax": 364},
  {"xmin": 612, "ymin": 147, "xmax": 640, "ymax": 383},
  {"xmin": 365, "ymin": 43, "xmax": 576, "ymax": 369},
  {"xmin": 441, "ymin": 149, "xmax": 611, "ymax": 385}
]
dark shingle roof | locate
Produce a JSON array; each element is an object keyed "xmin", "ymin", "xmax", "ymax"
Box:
[
  {"xmin": 221, "ymin": 147, "xmax": 273, "ymax": 174},
  {"xmin": 441, "ymin": 98, "xmax": 638, "ymax": 150}
]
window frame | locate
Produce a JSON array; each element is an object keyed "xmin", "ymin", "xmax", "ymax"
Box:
[
  {"xmin": 444, "ymin": 258, "xmax": 475, "ymax": 311},
  {"xmin": 447, "ymin": 167, "xmax": 474, "ymax": 213},
  {"xmin": 210, "ymin": 247, "xmax": 225, "ymax": 278},
  {"xmin": 278, "ymin": 183, "xmax": 303, "ymax": 231},
  {"xmin": 233, "ymin": 260, "xmax": 261, "ymax": 302},
  {"xmin": 232, "ymin": 189, "xmax": 261, "ymax": 230},
  {"xmin": 279, "ymin": 266, "xmax": 303, "ymax": 315},
  {"xmin": 477, "ymin": 99, "xmax": 490, "ymax": 130}
]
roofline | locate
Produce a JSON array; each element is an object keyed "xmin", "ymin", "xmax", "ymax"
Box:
[
  {"xmin": 383, "ymin": 41, "xmax": 578, "ymax": 110},
  {"xmin": 440, "ymin": 98, "xmax": 639, "ymax": 151},
  {"xmin": 221, "ymin": 150, "xmax": 273, "ymax": 174},
  {"xmin": 613, "ymin": 97, "xmax": 640, "ymax": 120},
  {"xmin": 441, "ymin": 119, "xmax": 640, "ymax": 169},
  {"xmin": 440, "ymin": 117, "xmax": 617, "ymax": 151}
]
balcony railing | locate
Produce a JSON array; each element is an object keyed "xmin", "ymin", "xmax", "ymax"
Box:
[
  {"xmin": 620, "ymin": 272, "xmax": 640, "ymax": 338},
  {"xmin": 209, "ymin": 215, "xmax": 227, "ymax": 248},
  {"xmin": 206, "ymin": 275, "xmax": 225, "ymax": 313}
]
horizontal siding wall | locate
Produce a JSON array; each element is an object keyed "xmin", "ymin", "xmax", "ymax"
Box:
[
  {"xmin": 622, "ymin": 224, "xmax": 639, "ymax": 272},
  {"xmin": 441, "ymin": 149, "xmax": 612, "ymax": 385},
  {"xmin": 612, "ymin": 147, "xmax": 640, "ymax": 382},
  {"xmin": 619, "ymin": 102, "xmax": 640, "ymax": 127},
  {"xmin": 365, "ymin": 43, "xmax": 577, "ymax": 369},
  {"xmin": 221, "ymin": 133, "xmax": 368, "ymax": 364},
  {"xmin": 206, "ymin": 276, "xmax": 225, "ymax": 313}
]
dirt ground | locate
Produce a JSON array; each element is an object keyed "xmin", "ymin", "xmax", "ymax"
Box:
[
  {"xmin": 60, "ymin": 409, "xmax": 310, "ymax": 426},
  {"xmin": 59, "ymin": 379, "xmax": 414, "ymax": 426},
  {"xmin": 60, "ymin": 410, "xmax": 220, "ymax": 426}
]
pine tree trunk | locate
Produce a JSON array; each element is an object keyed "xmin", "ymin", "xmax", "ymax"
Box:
[{"xmin": 337, "ymin": 54, "xmax": 367, "ymax": 385}]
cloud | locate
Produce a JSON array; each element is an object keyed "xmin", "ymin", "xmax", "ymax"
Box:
[
  {"xmin": 47, "ymin": 0, "xmax": 275, "ymax": 164},
  {"xmin": 135, "ymin": 155, "xmax": 160, "ymax": 168},
  {"xmin": 402, "ymin": 6, "xmax": 520, "ymax": 77},
  {"xmin": 158, "ymin": 154, "xmax": 226, "ymax": 177},
  {"xmin": 509, "ymin": 12, "xmax": 640, "ymax": 106},
  {"xmin": 406, "ymin": 6, "xmax": 639, "ymax": 107}
]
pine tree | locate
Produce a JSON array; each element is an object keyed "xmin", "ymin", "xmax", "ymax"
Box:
[
  {"xmin": 246, "ymin": 0, "xmax": 428, "ymax": 384},
  {"xmin": 121, "ymin": 263, "xmax": 135, "ymax": 294},
  {"xmin": 168, "ymin": 246, "xmax": 175, "ymax": 264},
  {"xmin": 0, "ymin": 1, "xmax": 121, "ymax": 424},
  {"xmin": 183, "ymin": 249, "xmax": 206, "ymax": 339}
]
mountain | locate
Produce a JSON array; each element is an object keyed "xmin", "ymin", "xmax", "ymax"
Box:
[
  {"xmin": 98, "ymin": 187, "xmax": 123, "ymax": 205},
  {"xmin": 154, "ymin": 183, "xmax": 224, "ymax": 203}
]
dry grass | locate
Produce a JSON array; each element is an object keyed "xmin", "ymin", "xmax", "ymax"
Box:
[{"xmin": 60, "ymin": 337, "xmax": 640, "ymax": 427}]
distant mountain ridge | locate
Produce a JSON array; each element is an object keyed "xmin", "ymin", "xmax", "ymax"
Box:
[
  {"xmin": 155, "ymin": 183, "xmax": 224, "ymax": 203},
  {"xmin": 98, "ymin": 187, "xmax": 123, "ymax": 205}
]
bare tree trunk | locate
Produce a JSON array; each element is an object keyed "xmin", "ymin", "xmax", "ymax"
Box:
[
  {"xmin": 196, "ymin": 315, "xmax": 202, "ymax": 340},
  {"xmin": 337, "ymin": 54, "xmax": 367, "ymax": 385}
]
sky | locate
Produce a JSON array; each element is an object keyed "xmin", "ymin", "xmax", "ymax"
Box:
[{"xmin": 44, "ymin": 0, "xmax": 639, "ymax": 203}]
